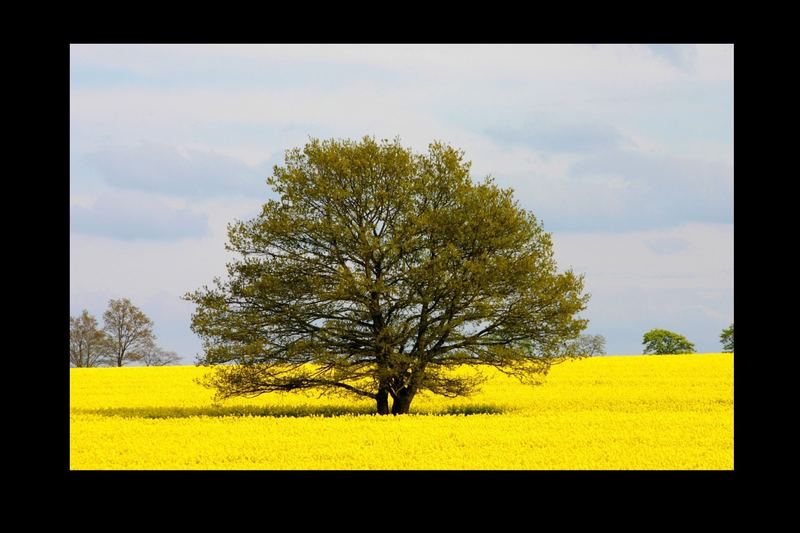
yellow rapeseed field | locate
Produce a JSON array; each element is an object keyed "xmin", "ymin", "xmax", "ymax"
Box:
[{"xmin": 70, "ymin": 354, "xmax": 733, "ymax": 470}]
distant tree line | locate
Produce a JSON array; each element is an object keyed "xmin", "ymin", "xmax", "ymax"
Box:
[
  {"xmin": 69, "ymin": 298, "xmax": 180, "ymax": 367},
  {"xmin": 529, "ymin": 324, "xmax": 734, "ymax": 357}
]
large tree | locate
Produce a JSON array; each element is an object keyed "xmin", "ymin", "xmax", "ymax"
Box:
[
  {"xmin": 69, "ymin": 309, "xmax": 112, "ymax": 367},
  {"xmin": 186, "ymin": 137, "xmax": 589, "ymax": 414},
  {"xmin": 102, "ymin": 298, "xmax": 155, "ymax": 367}
]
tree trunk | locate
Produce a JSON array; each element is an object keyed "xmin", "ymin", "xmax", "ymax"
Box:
[
  {"xmin": 391, "ymin": 387, "xmax": 417, "ymax": 415},
  {"xmin": 376, "ymin": 388, "xmax": 390, "ymax": 415}
]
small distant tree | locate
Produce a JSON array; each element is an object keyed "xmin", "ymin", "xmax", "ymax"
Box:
[
  {"xmin": 135, "ymin": 339, "xmax": 182, "ymax": 366},
  {"xmin": 69, "ymin": 309, "xmax": 112, "ymax": 367},
  {"xmin": 720, "ymin": 323, "xmax": 733, "ymax": 352},
  {"xmin": 565, "ymin": 333, "xmax": 606, "ymax": 356},
  {"xmin": 102, "ymin": 298, "xmax": 155, "ymax": 367},
  {"xmin": 521, "ymin": 333, "xmax": 604, "ymax": 364},
  {"xmin": 642, "ymin": 328, "xmax": 695, "ymax": 355}
]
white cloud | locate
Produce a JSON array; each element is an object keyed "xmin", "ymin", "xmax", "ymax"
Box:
[
  {"xmin": 70, "ymin": 196, "xmax": 261, "ymax": 291},
  {"xmin": 70, "ymin": 85, "xmax": 431, "ymax": 126},
  {"xmin": 552, "ymin": 223, "xmax": 733, "ymax": 291},
  {"xmin": 693, "ymin": 44, "xmax": 734, "ymax": 82},
  {"xmin": 83, "ymin": 142, "xmax": 275, "ymax": 197},
  {"xmin": 71, "ymin": 44, "xmax": 732, "ymax": 84},
  {"xmin": 70, "ymin": 192, "xmax": 209, "ymax": 240},
  {"xmin": 70, "ymin": 45, "xmax": 733, "ymax": 147}
]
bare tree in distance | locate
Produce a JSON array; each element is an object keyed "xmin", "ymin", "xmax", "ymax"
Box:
[
  {"xmin": 136, "ymin": 339, "xmax": 182, "ymax": 366},
  {"xmin": 102, "ymin": 298, "xmax": 155, "ymax": 367},
  {"xmin": 69, "ymin": 309, "xmax": 112, "ymax": 367},
  {"xmin": 520, "ymin": 333, "xmax": 604, "ymax": 363},
  {"xmin": 566, "ymin": 334, "xmax": 606, "ymax": 356}
]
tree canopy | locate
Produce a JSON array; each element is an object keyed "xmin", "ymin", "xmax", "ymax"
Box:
[
  {"xmin": 186, "ymin": 137, "xmax": 589, "ymax": 414},
  {"xmin": 642, "ymin": 328, "xmax": 695, "ymax": 355},
  {"xmin": 720, "ymin": 323, "xmax": 733, "ymax": 352}
]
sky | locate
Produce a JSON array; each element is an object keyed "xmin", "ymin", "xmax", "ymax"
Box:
[{"xmin": 70, "ymin": 44, "xmax": 733, "ymax": 362}]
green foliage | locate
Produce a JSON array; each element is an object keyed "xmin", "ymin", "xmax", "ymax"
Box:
[
  {"xmin": 720, "ymin": 323, "xmax": 733, "ymax": 352},
  {"xmin": 642, "ymin": 328, "xmax": 695, "ymax": 355},
  {"xmin": 185, "ymin": 136, "xmax": 589, "ymax": 413}
]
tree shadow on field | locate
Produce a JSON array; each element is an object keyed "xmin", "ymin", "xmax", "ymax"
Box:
[{"xmin": 72, "ymin": 403, "xmax": 508, "ymax": 419}]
